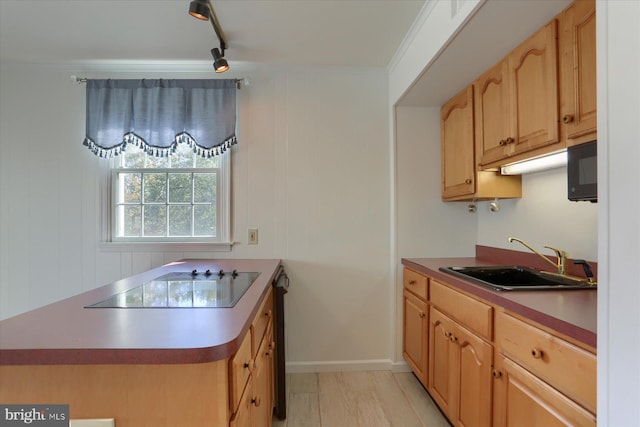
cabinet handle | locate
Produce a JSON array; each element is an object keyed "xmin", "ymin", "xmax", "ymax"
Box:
[
  {"xmin": 465, "ymin": 179, "xmax": 472, "ymax": 184},
  {"xmin": 252, "ymin": 396, "xmax": 261, "ymax": 407},
  {"xmin": 492, "ymin": 370, "xmax": 502, "ymax": 379},
  {"xmin": 563, "ymin": 114, "xmax": 574, "ymax": 123},
  {"xmin": 531, "ymin": 348, "xmax": 543, "ymax": 359}
]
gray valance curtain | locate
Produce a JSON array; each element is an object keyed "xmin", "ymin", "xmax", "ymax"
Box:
[{"xmin": 83, "ymin": 79, "xmax": 237, "ymax": 158}]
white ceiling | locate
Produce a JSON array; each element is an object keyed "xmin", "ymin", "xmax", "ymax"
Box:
[{"xmin": 0, "ymin": 0, "xmax": 425, "ymax": 68}]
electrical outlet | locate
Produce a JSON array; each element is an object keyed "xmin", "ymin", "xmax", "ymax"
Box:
[{"xmin": 248, "ymin": 228, "xmax": 258, "ymax": 244}]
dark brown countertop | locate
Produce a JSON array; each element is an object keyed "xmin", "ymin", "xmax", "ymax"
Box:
[
  {"xmin": 0, "ymin": 259, "xmax": 281, "ymax": 365},
  {"xmin": 402, "ymin": 246, "xmax": 597, "ymax": 349}
]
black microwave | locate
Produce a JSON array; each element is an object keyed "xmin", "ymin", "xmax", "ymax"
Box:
[{"xmin": 567, "ymin": 140, "xmax": 597, "ymax": 202}]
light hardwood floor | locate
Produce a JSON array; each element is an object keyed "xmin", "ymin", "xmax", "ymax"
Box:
[{"xmin": 272, "ymin": 371, "xmax": 450, "ymax": 427}]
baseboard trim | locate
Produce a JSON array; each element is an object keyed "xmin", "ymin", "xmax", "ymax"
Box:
[{"xmin": 285, "ymin": 359, "xmax": 412, "ymax": 373}]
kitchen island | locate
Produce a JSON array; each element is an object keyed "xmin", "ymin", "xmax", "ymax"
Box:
[{"xmin": 0, "ymin": 259, "xmax": 282, "ymax": 426}]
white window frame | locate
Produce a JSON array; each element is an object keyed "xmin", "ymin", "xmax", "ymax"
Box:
[{"xmin": 99, "ymin": 149, "xmax": 232, "ymax": 252}]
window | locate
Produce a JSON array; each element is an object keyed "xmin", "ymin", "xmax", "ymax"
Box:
[{"xmin": 111, "ymin": 143, "xmax": 230, "ymax": 243}]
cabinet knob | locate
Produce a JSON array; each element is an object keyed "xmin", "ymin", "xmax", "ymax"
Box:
[
  {"xmin": 499, "ymin": 139, "xmax": 506, "ymax": 146},
  {"xmin": 265, "ymin": 309, "xmax": 272, "ymax": 318},
  {"xmin": 492, "ymin": 370, "xmax": 502, "ymax": 379},
  {"xmin": 505, "ymin": 137, "xmax": 515, "ymax": 144},
  {"xmin": 408, "ymin": 280, "xmax": 416, "ymax": 285},
  {"xmin": 244, "ymin": 359, "xmax": 255, "ymax": 372},
  {"xmin": 419, "ymin": 312, "xmax": 425, "ymax": 318},
  {"xmin": 269, "ymin": 341, "xmax": 276, "ymax": 350},
  {"xmin": 465, "ymin": 179, "xmax": 472, "ymax": 184},
  {"xmin": 563, "ymin": 114, "xmax": 574, "ymax": 124},
  {"xmin": 252, "ymin": 396, "xmax": 261, "ymax": 407},
  {"xmin": 531, "ymin": 348, "xmax": 543, "ymax": 359},
  {"xmin": 449, "ymin": 335, "xmax": 458, "ymax": 344}
]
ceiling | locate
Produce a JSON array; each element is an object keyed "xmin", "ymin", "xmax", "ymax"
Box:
[{"xmin": 0, "ymin": 0, "xmax": 425, "ymax": 69}]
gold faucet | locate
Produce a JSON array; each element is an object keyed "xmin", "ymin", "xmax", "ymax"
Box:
[{"xmin": 508, "ymin": 237, "xmax": 568, "ymax": 275}]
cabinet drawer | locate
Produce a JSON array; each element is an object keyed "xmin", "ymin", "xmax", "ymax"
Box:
[
  {"xmin": 403, "ymin": 268, "xmax": 428, "ymax": 300},
  {"xmin": 252, "ymin": 287, "xmax": 274, "ymax": 358},
  {"xmin": 229, "ymin": 329, "xmax": 253, "ymax": 413},
  {"xmin": 496, "ymin": 311, "xmax": 596, "ymax": 413},
  {"xmin": 430, "ymin": 279, "xmax": 492, "ymax": 340}
]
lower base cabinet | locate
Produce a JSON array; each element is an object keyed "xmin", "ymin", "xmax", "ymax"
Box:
[
  {"xmin": 428, "ymin": 307, "xmax": 492, "ymax": 427},
  {"xmin": 493, "ymin": 356, "xmax": 596, "ymax": 427},
  {"xmin": 402, "ymin": 266, "xmax": 596, "ymax": 427}
]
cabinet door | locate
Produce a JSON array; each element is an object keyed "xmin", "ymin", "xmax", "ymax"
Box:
[
  {"xmin": 453, "ymin": 323, "xmax": 492, "ymax": 427},
  {"xmin": 476, "ymin": 59, "xmax": 512, "ymax": 167},
  {"xmin": 253, "ymin": 332, "xmax": 273, "ymax": 427},
  {"xmin": 403, "ymin": 289, "xmax": 428, "ymax": 382},
  {"xmin": 561, "ymin": 0, "xmax": 597, "ymax": 146},
  {"xmin": 509, "ymin": 20, "xmax": 560, "ymax": 156},
  {"xmin": 428, "ymin": 307, "xmax": 456, "ymax": 416},
  {"xmin": 441, "ymin": 85, "xmax": 475, "ymax": 199},
  {"xmin": 230, "ymin": 379, "xmax": 253, "ymax": 427},
  {"xmin": 493, "ymin": 356, "xmax": 596, "ymax": 427}
]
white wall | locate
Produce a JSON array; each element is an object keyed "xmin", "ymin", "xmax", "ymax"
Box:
[
  {"xmin": 477, "ymin": 167, "xmax": 598, "ymax": 261},
  {"xmin": 597, "ymin": 1, "xmax": 640, "ymax": 424},
  {"xmin": 0, "ymin": 64, "xmax": 393, "ymax": 370}
]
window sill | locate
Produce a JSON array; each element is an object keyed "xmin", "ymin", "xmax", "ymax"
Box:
[{"xmin": 98, "ymin": 241, "xmax": 234, "ymax": 253}]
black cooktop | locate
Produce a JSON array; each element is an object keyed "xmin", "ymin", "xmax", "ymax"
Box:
[{"xmin": 86, "ymin": 270, "xmax": 260, "ymax": 308}]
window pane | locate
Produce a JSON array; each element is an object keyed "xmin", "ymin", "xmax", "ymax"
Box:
[
  {"xmin": 143, "ymin": 173, "xmax": 167, "ymax": 203},
  {"xmin": 121, "ymin": 205, "xmax": 142, "ymax": 237},
  {"xmin": 194, "ymin": 173, "xmax": 216, "ymax": 203},
  {"xmin": 120, "ymin": 173, "xmax": 141, "ymax": 203},
  {"xmin": 144, "ymin": 205, "xmax": 166, "ymax": 236},
  {"xmin": 168, "ymin": 173, "xmax": 192, "ymax": 203},
  {"xmin": 196, "ymin": 155, "xmax": 219, "ymax": 168},
  {"xmin": 169, "ymin": 205, "xmax": 192, "ymax": 236},
  {"xmin": 122, "ymin": 146, "xmax": 145, "ymax": 168},
  {"xmin": 171, "ymin": 143, "xmax": 194, "ymax": 168},
  {"xmin": 194, "ymin": 205, "xmax": 216, "ymax": 236},
  {"xmin": 146, "ymin": 155, "xmax": 170, "ymax": 168}
]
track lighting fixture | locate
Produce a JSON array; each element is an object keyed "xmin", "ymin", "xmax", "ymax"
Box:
[
  {"xmin": 211, "ymin": 48, "xmax": 229, "ymax": 73},
  {"xmin": 188, "ymin": 0, "xmax": 210, "ymax": 20},
  {"xmin": 188, "ymin": 0, "xmax": 230, "ymax": 73}
]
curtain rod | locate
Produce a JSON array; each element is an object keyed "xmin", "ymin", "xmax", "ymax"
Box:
[{"xmin": 70, "ymin": 75, "xmax": 247, "ymax": 89}]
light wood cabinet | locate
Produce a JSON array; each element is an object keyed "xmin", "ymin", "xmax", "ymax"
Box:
[
  {"xmin": 230, "ymin": 287, "xmax": 275, "ymax": 427},
  {"xmin": 560, "ymin": 0, "xmax": 597, "ymax": 146},
  {"xmin": 495, "ymin": 310, "xmax": 596, "ymax": 415},
  {"xmin": 428, "ymin": 281, "xmax": 493, "ymax": 427},
  {"xmin": 441, "ymin": 85, "xmax": 522, "ymax": 201},
  {"xmin": 428, "ymin": 306, "xmax": 492, "ymax": 427},
  {"xmin": 478, "ymin": 20, "xmax": 562, "ymax": 169},
  {"xmin": 493, "ymin": 356, "xmax": 596, "ymax": 427},
  {"xmin": 402, "ymin": 264, "xmax": 597, "ymax": 427},
  {"xmin": 403, "ymin": 289, "xmax": 428, "ymax": 382}
]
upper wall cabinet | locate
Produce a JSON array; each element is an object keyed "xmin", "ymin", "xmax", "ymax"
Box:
[
  {"xmin": 441, "ymin": 85, "xmax": 521, "ymax": 201},
  {"xmin": 477, "ymin": 21, "xmax": 561, "ymax": 169},
  {"xmin": 560, "ymin": 0, "xmax": 597, "ymax": 146}
]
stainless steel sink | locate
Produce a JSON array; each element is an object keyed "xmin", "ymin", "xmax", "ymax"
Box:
[{"xmin": 439, "ymin": 266, "xmax": 596, "ymax": 291}]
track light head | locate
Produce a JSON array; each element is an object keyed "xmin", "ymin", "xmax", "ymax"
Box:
[
  {"xmin": 211, "ymin": 48, "xmax": 229, "ymax": 73},
  {"xmin": 189, "ymin": 0, "xmax": 210, "ymax": 20}
]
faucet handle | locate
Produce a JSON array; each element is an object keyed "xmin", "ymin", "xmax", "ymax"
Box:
[
  {"xmin": 544, "ymin": 245, "xmax": 568, "ymax": 259},
  {"xmin": 544, "ymin": 245, "xmax": 568, "ymax": 275}
]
